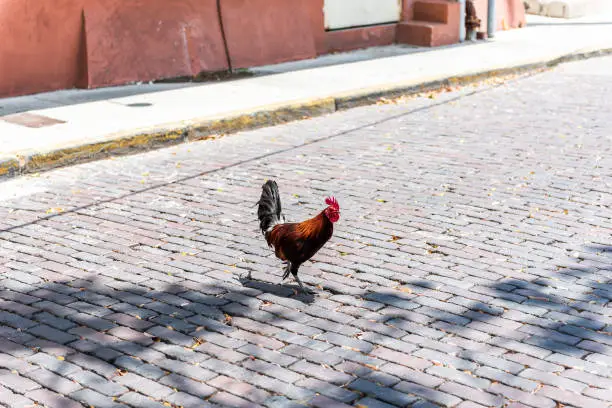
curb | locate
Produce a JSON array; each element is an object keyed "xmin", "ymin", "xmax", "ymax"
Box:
[
  {"xmin": 189, "ymin": 98, "xmax": 336, "ymax": 141},
  {"xmin": 21, "ymin": 127, "xmax": 188, "ymax": 175},
  {"xmin": 1, "ymin": 48, "xmax": 611, "ymax": 180},
  {"xmin": 336, "ymin": 48, "xmax": 612, "ymax": 110},
  {"xmin": 0, "ymin": 157, "xmax": 19, "ymax": 178}
]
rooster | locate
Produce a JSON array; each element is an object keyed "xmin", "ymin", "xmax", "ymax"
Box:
[{"xmin": 254, "ymin": 180, "xmax": 340, "ymax": 293}]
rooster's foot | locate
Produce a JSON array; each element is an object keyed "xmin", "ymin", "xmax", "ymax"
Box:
[{"xmin": 294, "ymin": 275, "xmax": 312, "ymax": 294}]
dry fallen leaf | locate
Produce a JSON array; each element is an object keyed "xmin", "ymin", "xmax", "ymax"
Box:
[
  {"xmin": 45, "ymin": 207, "xmax": 64, "ymax": 214},
  {"xmin": 190, "ymin": 338, "xmax": 204, "ymax": 349},
  {"xmin": 398, "ymin": 287, "xmax": 413, "ymax": 294}
]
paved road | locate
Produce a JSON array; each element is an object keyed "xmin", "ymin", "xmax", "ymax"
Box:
[{"xmin": 0, "ymin": 56, "xmax": 611, "ymax": 408}]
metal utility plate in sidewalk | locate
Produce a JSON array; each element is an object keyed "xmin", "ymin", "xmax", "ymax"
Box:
[{"xmin": 1, "ymin": 112, "xmax": 65, "ymax": 128}]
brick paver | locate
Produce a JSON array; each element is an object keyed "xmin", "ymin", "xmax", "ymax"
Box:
[{"xmin": 1, "ymin": 56, "xmax": 612, "ymax": 407}]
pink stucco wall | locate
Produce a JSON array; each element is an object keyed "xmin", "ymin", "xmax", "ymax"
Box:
[{"xmin": 473, "ymin": 0, "xmax": 526, "ymax": 31}]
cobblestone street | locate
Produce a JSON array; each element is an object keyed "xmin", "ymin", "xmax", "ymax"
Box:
[{"xmin": 0, "ymin": 56, "xmax": 611, "ymax": 408}]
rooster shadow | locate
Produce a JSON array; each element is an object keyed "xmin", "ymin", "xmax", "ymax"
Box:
[{"xmin": 236, "ymin": 275, "xmax": 316, "ymax": 304}]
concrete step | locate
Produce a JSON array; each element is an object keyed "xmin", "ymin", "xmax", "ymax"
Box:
[
  {"xmin": 400, "ymin": 0, "xmax": 460, "ymax": 46},
  {"xmin": 396, "ymin": 20, "xmax": 458, "ymax": 47},
  {"xmin": 413, "ymin": 0, "xmax": 456, "ymax": 24}
]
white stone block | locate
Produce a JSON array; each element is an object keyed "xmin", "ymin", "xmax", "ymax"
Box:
[{"xmin": 545, "ymin": 0, "xmax": 589, "ymax": 18}]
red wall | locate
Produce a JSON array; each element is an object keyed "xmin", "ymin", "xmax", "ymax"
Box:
[
  {"xmin": 84, "ymin": 0, "xmax": 228, "ymax": 88},
  {"xmin": 0, "ymin": 0, "xmax": 86, "ymax": 97},
  {"xmin": 0, "ymin": 0, "xmax": 230, "ymax": 95},
  {"xmin": 0, "ymin": 0, "xmax": 525, "ymax": 98},
  {"xmin": 220, "ymin": 0, "xmax": 320, "ymax": 68},
  {"xmin": 402, "ymin": 0, "xmax": 417, "ymax": 20},
  {"xmin": 0, "ymin": 0, "xmax": 322, "ymax": 96}
]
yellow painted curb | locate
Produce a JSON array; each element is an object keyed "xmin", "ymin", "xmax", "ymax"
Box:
[
  {"xmin": 23, "ymin": 128, "xmax": 187, "ymax": 173},
  {"xmin": 335, "ymin": 48, "xmax": 612, "ymax": 110},
  {"xmin": 335, "ymin": 66, "xmax": 545, "ymax": 111},
  {"xmin": 188, "ymin": 98, "xmax": 336, "ymax": 140},
  {"xmin": 0, "ymin": 158, "xmax": 19, "ymax": 179}
]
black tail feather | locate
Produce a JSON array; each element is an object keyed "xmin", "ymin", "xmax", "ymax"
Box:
[{"xmin": 257, "ymin": 180, "xmax": 282, "ymax": 235}]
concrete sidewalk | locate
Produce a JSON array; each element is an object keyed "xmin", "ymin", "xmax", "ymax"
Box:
[{"xmin": 1, "ymin": 12, "xmax": 612, "ymax": 179}]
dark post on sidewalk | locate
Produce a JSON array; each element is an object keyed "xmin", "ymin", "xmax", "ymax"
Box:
[{"xmin": 487, "ymin": 0, "xmax": 496, "ymax": 38}]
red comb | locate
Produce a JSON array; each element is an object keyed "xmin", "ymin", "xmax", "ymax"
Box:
[{"xmin": 325, "ymin": 196, "xmax": 339, "ymax": 211}]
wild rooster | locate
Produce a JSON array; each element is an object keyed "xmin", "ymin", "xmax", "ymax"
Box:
[{"xmin": 255, "ymin": 180, "xmax": 340, "ymax": 292}]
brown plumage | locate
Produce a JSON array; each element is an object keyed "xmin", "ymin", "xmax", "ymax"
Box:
[{"xmin": 255, "ymin": 180, "xmax": 340, "ymax": 292}]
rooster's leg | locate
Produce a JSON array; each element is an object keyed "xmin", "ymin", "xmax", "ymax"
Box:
[
  {"xmin": 290, "ymin": 264, "xmax": 311, "ymax": 294},
  {"xmin": 294, "ymin": 274, "xmax": 311, "ymax": 294}
]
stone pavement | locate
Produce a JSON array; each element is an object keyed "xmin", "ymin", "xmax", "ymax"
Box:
[
  {"xmin": 2, "ymin": 12, "xmax": 612, "ymax": 178},
  {"xmin": 0, "ymin": 56, "xmax": 612, "ymax": 408}
]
